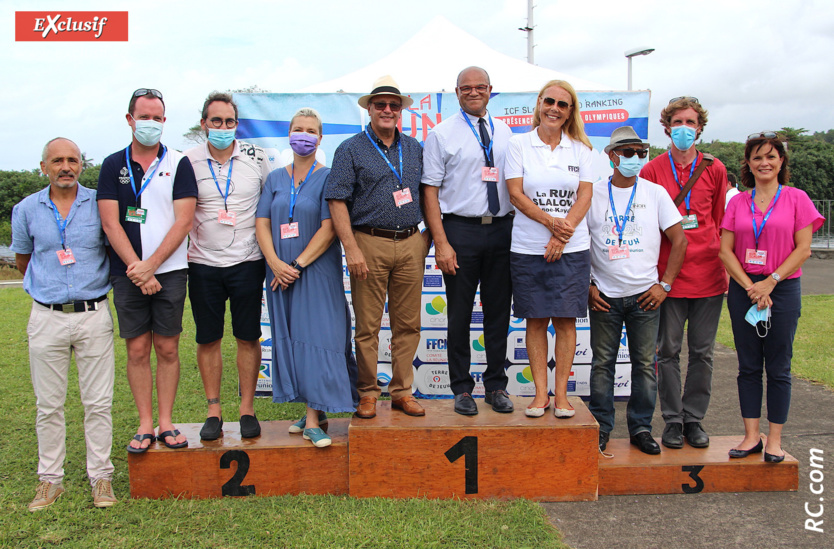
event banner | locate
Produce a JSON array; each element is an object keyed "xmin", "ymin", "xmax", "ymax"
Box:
[{"xmin": 241, "ymin": 90, "xmax": 650, "ymax": 399}]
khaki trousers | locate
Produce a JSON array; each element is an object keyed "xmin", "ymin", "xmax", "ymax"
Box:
[
  {"xmin": 350, "ymin": 230, "xmax": 426, "ymax": 400},
  {"xmin": 28, "ymin": 300, "xmax": 116, "ymax": 486}
]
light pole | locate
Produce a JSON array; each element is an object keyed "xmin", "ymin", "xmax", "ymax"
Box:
[{"xmin": 625, "ymin": 47, "xmax": 655, "ymax": 90}]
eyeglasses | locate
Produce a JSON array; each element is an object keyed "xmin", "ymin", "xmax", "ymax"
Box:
[
  {"xmin": 747, "ymin": 131, "xmax": 779, "ymax": 141},
  {"xmin": 371, "ymin": 101, "xmax": 403, "ymax": 112},
  {"xmin": 207, "ymin": 117, "xmax": 238, "ymax": 129},
  {"xmin": 542, "ymin": 97, "xmax": 572, "ymax": 110},
  {"xmin": 132, "ymin": 88, "xmax": 163, "ymax": 101},
  {"xmin": 458, "ymin": 85, "xmax": 489, "ymax": 94},
  {"xmin": 615, "ymin": 148, "xmax": 648, "ymax": 159},
  {"xmin": 668, "ymin": 96, "xmax": 699, "ymax": 104}
]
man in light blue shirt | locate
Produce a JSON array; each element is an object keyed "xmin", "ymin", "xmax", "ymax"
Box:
[{"xmin": 11, "ymin": 137, "xmax": 117, "ymax": 511}]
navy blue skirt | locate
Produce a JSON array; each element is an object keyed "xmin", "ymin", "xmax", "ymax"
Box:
[{"xmin": 510, "ymin": 250, "xmax": 590, "ymax": 319}]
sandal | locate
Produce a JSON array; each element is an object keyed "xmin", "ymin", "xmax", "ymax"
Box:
[
  {"xmin": 126, "ymin": 433, "xmax": 155, "ymax": 454},
  {"xmin": 157, "ymin": 429, "xmax": 188, "ymax": 449}
]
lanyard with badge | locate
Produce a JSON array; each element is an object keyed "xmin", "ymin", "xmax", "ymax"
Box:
[
  {"xmin": 124, "ymin": 145, "xmax": 166, "ymax": 223},
  {"xmin": 607, "ymin": 177, "xmax": 637, "ymax": 260},
  {"xmin": 208, "ymin": 157, "xmax": 236, "ymax": 226},
  {"xmin": 668, "ymin": 150, "xmax": 699, "ymax": 229},
  {"xmin": 364, "ymin": 130, "xmax": 411, "ymax": 207},
  {"xmin": 745, "ymin": 184, "xmax": 782, "ymax": 266},
  {"xmin": 461, "ymin": 109, "xmax": 498, "ymax": 182},
  {"xmin": 49, "ymin": 197, "xmax": 76, "ymax": 266},
  {"xmin": 280, "ymin": 161, "xmax": 317, "ymax": 239}
]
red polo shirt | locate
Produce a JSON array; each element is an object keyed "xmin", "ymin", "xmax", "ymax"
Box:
[{"xmin": 640, "ymin": 151, "xmax": 728, "ymax": 298}]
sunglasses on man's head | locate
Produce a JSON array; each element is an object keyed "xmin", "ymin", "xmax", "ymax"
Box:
[
  {"xmin": 668, "ymin": 96, "xmax": 699, "ymax": 104},
  {"xmin": 132, "ymin": 88, "xmax": 163, "ymax": 101},
  {"xmin": 615, "ymin": 148, "xmax": 648, "ymax": 159},
  {"xmin": 747, "ymin": 131, "xmax": 778, "ymax": 141},
  {"xmin": 542, "ymin": 97, "xmax": 572, "ymax": 110},
  {"xmin": 371, "ymin": 101, "xmax": 403, "ymax": 112}
]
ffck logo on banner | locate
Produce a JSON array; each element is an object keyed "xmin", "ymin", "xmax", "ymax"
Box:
[{"xmin": 15, "ymin": 11, "xmax": 128, "ymax": 41}]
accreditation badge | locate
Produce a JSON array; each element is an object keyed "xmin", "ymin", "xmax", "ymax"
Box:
[
  {"xmin": 56, "ymin": 248, "xmax": 76, "ymax": 266},
  {"xmin": 280, "ymin": 222, "xmax": 299, "ymax": 239},
  {"xmin": 745, "ymin": 249, "xmax": 767, "ymax": 265},
  {"xmin": 218, "ymin": 209, "xmax": 236, "ymax": 226},
  {"xmin": 608, "ymin": 245, "xmax": 630, "ymax": 261},
  {"xmin": 125, "ymin": 206, "xmax": 147, "ymax": 224},
  {"xmin": 393, "ymin": 188, "xmax": 413, "ymax": 207},
  {"xmin": 681, "ymin": 214, "xmax": 699, "ymax": 230},
  {"xmin": 481, "ymin": 167, "xmax": 499, "ymax": 182}
]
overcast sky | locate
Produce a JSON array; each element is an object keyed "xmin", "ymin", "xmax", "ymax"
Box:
[{"xmin": 3, "ymin": 0, "xmax": 832, "ymax": 170}]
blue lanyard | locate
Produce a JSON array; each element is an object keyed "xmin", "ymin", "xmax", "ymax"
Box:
[
  {"xmin": 667, "ymin": 151, "xmax": 698, "ymax": 213},
  {"xmin": 125, "ymin": 145, "xmax": 167, "ymax": 206},
  {"xmin": 48, "ymin": 197, "xmax": 70, "ymax": 250},
  {"xmin": 288, "ymin": 161, "xmax": 317, "ymax": 222},
  {"xmin": 608, "ymin": 177, "xmax": 638, "ymax": 246},
  {"xmin": 750, "ymin": 185, "xmax": 782, "ymax": 250},
  {"xmin": 364, "ymin": 128, "xmax": 403, "ymax": 188},
  {"xmin": 207, "ymin": 157, "xmax": 234, "ymax": 211},
  {"xmin": 460, "ymin": 109, "xmax": 494, "ymax": 166}
]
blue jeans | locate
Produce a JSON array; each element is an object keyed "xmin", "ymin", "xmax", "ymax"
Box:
[{"xmin": 589, "ymin": 291, "xmax": 660, "ymax": 436}]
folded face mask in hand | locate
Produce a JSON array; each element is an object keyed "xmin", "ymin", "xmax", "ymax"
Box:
[{"xmin": 745, "ymin": 304, "xmax": 772, "ymax": 338}]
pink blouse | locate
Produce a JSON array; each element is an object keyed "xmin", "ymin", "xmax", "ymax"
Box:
[{"xmin": 721, "ymin": 186, "xmax": 825, "ymax": 278}]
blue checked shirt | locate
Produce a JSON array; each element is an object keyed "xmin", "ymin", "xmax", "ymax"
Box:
[
  {"xmin": 11, "ymin": 184, "xmax": 111, "ymax": 304},
  {"xmin": 325, "ymin": 124, "xmax": 423, "ymax": 229}
]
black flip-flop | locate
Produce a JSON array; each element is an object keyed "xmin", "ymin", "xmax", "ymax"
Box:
[
  {"xmin": 157, "ymin": 429, "xmax": 188, "ymax": 449},
  {"xmin": 126, "ymin": 433, "xmax": 155, "ymax": 454}
]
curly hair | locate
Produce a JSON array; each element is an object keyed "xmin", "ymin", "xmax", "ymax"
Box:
[{"xmin": 660, "ymin": 97, "xmax": 708, "ymax": 139}]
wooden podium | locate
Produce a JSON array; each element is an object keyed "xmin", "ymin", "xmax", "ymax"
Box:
[
  {"xmin": 127, "ymin": 419, "xmax": 350, "ymax": 499},
  {"xmin": 127, "ymin": 398, "xmax": 798, "ymax": 501},
  {"xmin": 348, "ymin": 396, "xmax": 598, "ymax": 501}
]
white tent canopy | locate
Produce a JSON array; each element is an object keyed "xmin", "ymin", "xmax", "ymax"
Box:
[{"xmin": 298, "ymin": 16, "xmax": 609, "ymax": 94}]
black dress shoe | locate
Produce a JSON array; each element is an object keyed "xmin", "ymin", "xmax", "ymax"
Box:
[
  {"xmin": 764, "ymin": 451, "xmax": 786, "ymax": 463},
  {"xmin": 484, "ymin": 390, "xmax": 514, "ymax": 413},
  {"xmin": 684, "ymin": 422, "xmax": 710, "ymax": 448},
  {"xmin": 239, "ymin": 414, "xmax": 261, "ymax": 438},
  {"xmin": 728, "ymin": 439, "xmax": 763, "ymax": 458},
  {"xmin": 200, "ymin": 416, "xmax": 223, "ymax": 441},
  {"xmin": 599, "ymin": 431, "xmax": 610, "ymax": 452},
  {"xmin": 661, "ymin": 423, "xmax": 684, "ymax": 449},
  {"xmin": 454, "ymin": 393, "xmax": 478, "ymax": 415},
  {"xmin": 630, "ymin": 432, "xmax": 661, "ymax": 455}
]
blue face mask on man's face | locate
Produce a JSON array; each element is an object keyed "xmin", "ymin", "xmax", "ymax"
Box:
[
  {"xmin": 745, "ymin": 304, "xmax": 771, "ymax": 338},
  {"xmin": 671, "ymin": 125, "xmax": 697, "ymax": 151}
]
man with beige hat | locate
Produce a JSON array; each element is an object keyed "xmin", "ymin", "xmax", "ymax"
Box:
[{"xmin": 326, "ymin": 76, "xmax": 430, "ymax": 418}]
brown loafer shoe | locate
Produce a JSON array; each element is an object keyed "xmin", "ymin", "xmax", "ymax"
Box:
[
  {"xmin": 355, "ymin": 396, "xmax": 377, "ymax": 418},
  {"xmin": 392, "ymin": 395, "xmax": 425, "ymax": 417}
]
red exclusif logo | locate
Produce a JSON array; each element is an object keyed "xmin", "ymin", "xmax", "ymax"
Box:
[{"xmin": 15, "ymin": 11, "xmax": 128, "ymax": 41}]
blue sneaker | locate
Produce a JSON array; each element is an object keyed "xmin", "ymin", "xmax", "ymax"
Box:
[
  {"xmin": 302, "ymin": 427, "xmax": 332, "ymax": 448},
  {"xmin": 288, "ymin": 411, "xmax": 328, "ymax": 434}
]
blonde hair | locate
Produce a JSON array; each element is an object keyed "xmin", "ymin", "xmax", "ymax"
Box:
[
  {"xmin": 290, "ymin": 107, "xmax": 323, "ymax": 135},
  {"xmin": 531, "ymin": 80, "xmax": 592, "ymax": 150}
]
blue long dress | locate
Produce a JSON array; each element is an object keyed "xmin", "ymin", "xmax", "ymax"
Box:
[{"xmin": 256, "ymin": 166, "xmax": 358, "ymax": 412}]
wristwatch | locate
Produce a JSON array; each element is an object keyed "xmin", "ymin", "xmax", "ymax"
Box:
[
  {"xmin": 290, "ymin": 260, "xmax": 305, "ymax": 275},
  {"xmin": 771, "ymin": 272, "xmax": 781, "ymax": 283},
  {"xmin": 660, "ymin": 282, "xmax": 672, "ymax": 292}
]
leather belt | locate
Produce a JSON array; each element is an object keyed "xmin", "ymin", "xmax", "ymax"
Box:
[
  {"xmin": 353, "ymin": 225, "xmax": 419, "ymax": 241},
  {"xmin": 35, "ymin": 294, "xmax": 108, "ymax": 313},
  {"xmin": 443, "ymin": 213, "xmax": 513, "ymax": 225}
]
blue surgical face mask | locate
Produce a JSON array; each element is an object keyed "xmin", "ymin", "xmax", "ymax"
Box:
[
  {"xmin": 132, "ymin": 117, "xmax": 164, "ymax": 146},
  {"xmin": 615, "ymin": 155, "xmax": 644, "ymax": 178},
  {"xmin": 208, "ymin": 128, "xmax": 236, "ymax": 150},
  {"xmin": 671, "ymin": 125, "xmax": 697, "ymax": 151},
  {"xmin": 745, "ymin": 304, "xmax": 771, "ymax": 338}
]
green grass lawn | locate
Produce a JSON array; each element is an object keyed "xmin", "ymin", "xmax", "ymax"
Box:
[
  {"xmin": 0, "ymin": 287, "xmax": 566, "ymax": 549},
  {"xmin": 716, "ymin": 294, "xmax": 834, "ymax": 388}
]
